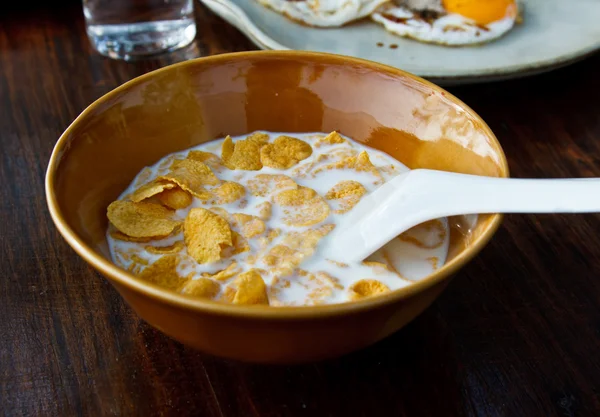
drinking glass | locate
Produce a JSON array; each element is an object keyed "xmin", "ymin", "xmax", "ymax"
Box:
[{"xmin": 83, "ymin": 0, "xmax": 197, "ymax": 61}]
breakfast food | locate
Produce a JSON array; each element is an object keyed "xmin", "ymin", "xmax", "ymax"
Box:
[
  {"xmin": 372, "ymin": 0, "xmax": 519, "ymax": 45},
  {"xmin": 254, "ymin": 0, "xmax": 390, "ymax": 27},
  {"xmin": 253, "ymin": 0, "xmax": 521, "ymax": 46},
  {"xmin": 107, "ymin": 132, "xmax": 450, "ymax": 306}
]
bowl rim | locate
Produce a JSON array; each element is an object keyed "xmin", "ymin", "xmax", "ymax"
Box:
[{"xmin": 45, "ymin": 50, "xmax": 509, "ymax": 320}]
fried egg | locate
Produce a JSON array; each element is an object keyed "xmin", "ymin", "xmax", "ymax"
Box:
[
  {"xmin": 372, "ymin": 0, "xmax": 520, "ymax": 45},
  {"xmin": 255, "ymin": 0, "xmax": 390, "ymax": 27}
]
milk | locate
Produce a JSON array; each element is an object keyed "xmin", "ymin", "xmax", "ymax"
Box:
[{"xmin": 107, "ymin": 132, "xmax": 450, "ymax": 305}]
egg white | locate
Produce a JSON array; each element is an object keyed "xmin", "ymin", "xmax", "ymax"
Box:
[
  {"xmin": 372, "ymin": 2, "xmax": 519, "ymax": 46},
  {"xmin": 255, "ymin": 0, "xmax": 390, "ymax": 27}
]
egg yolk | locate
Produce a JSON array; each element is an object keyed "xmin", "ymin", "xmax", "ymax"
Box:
[{"xmin": 442, "ymin": 0, "xmax": 517, "ymax": 25}]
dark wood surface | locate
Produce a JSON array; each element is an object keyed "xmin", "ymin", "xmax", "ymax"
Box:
[{"xmin": 2, "ymin": 2, "xmax": 600, "ymax": 416}]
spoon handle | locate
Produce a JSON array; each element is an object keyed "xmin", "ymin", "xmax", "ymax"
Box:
[{"xmin": 411, "ymin": 169, "xmax": 600, "ymax": 218}]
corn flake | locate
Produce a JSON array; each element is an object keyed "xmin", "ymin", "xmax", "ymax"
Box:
[
  {"xmin": 274, "ymin": 186, "xmax": 316, "ymax": 206},
  {"xmin": 256, "ymin": 201, "xmax": 272, "ymax": 220},
  {"xmin": 221, "ymin": 135, "xmax": 234, "ymax": 161},
  {"xmin": 354, "ymin": 152, "xmax": 378, "ymax": 172},
  {"xmin": 184, "ymin": 208, "xmax": 232, "ymax": 264},
  {"xmin": 221, "ymin": 287, "xmax": 236, "ymax": 303},
  {"xmin": 260, "ymin": 135, "xmax": 313, "ymax": 169},
  {"xmin": 187, "ymin": 150, "xmax": 218, "ymax": 163},
  {"xmin": 187, "ymin": 150, "xmax": 225, "ymax": 172},
  {"xmin": 107, "ymin": 201, "xmax": 181, "ymax": 238},
  {"xmin": 129, "ymin": 180, "xmax": 177, "ymax": 202},
  {"xmin": 325, "ymin": 180, "xmax": 366, "ymax": 214},
  {"xmin": 348, "ymin": 279, "xmax": 390, "ymax": 300},
  {"xmin": 158, "ymin": 187, "xmax": 193, "ymax": 209},
  {"xmin": 232, "ymin": 213, "xmax": 266, "ymax": 239},
  {"xmin": 158, "ymin": 159, "xmax": 218, "ymax": 199},
  {"xmin": 274, "ymin": 187, "xmax": 330, "ymax": 227},
  {"xmin": 262, "ymin": 245, "xmax": 305, "ymax": 277},
  {"xmin": 314, "ymin": 151, "xmax": 383, "ymax": 182},
  {"xmin": 316, "ymin": 131, "xmax": 346, "ymax": 147},
  {"xmin": 138, "ymin": 255, "xmax": 187, "ymax": 291},
  {"xmin": 246, "ymin": 174, "xmax": 298, "ymax": 197},
  {"xmin": 202, "ymin": 262, "xmax": 241, "ymax": 281},
  {"xmin": 282, "ymin": 224, "xmax": 335, "ymax": 255},
  {"xmin": 214, "ymin": 181, "xmax": 246, "ymax": 204},
  {"xmin": 248, "ymin": 132, "xmax": 270, "ymax": 144},
  {"xmin": 180, "ymin": 277, "xmax": 221, "ymax": 298},
  {"xmin": 145, "ymin": 241, "xmax": 185, "ymax": 255},
  {"xmin": 110, "ymin": 230, "xmax": 154, "ymax": 243},
  {"xmin": 232, "ymin": 270, "xmax": 269, "ymax": 305},
  {"xmin": 209, "ymin": 207, "xmax": 231, "ymax": 222},
  {"xmin": 222, "ymin": 135, "xmax": 265, "ymax": 171},
  {"xmin": 221, "ymin": 231, "xmax": 250, "ymax": 259}
]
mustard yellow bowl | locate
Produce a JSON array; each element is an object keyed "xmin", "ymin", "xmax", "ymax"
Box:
[{"xmin": 46, "ymin": 51, "xmax": 508, "ymax": 363}]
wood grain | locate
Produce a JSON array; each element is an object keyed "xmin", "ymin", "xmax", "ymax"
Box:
[{"xmin": 1, "ymin": 2, "xmax": 599, "ymax": 416}]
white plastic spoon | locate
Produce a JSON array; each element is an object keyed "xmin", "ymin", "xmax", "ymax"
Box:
[{"xmin": 320, "ymin": 169, "xmax": 600, "ymax": 263}]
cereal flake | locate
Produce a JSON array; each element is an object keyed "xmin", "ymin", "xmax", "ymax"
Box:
[
  {"xmin": 107, "ymin": 201, "xmax": 181, "ymax": 238},
  {"xmin": 181, "ymin": 277, "xmax": 220, "ymax": 298},
  {"xmin": 222, "ymin": 135, "xmax": 266, "ymax": 171},
  {"xmin": 231, "ymin": 270, "xmax": 269, "ymax": 305},
  {"xmin": 159, "ymin": 159, "xmax": 218, "ymax": 200},
  {"xmin": 183, "ymin": 208, "xmax": 232, "ymax": 264},
  {"xmin": 325, "ymin": 180, "xmax": 366, "ymax": 214},
  {"xmin": 158, "ymin": 187, "xmax": 193, "ymax": 209},
  {"xmin": 145, "ymin": 241, "xmax": 185, "ymax": 255},
  {"xmin": 129, "ymin": 180, "xmax": 177, "ymax": 202},
  {"xmin": 246, "ymin": 174, "xmax": 298, "ymax": 197},
  {"xmin": 214, "ymin": 181, "xmax": 246, "ymax": 204},
  {"xmin": 348, "ymin": 279, "xmax": 390, "ymax": 300},
  {"xmin": 202, "ymin": 262, "xmax": 241, "ymax": 281},
  {"xmin": 260, "ymin": 135, "xmax": 313, "ymax": 169},
  {"xmin": 232, "ymin": 213, "xmax": 266, "ymax": 239},
  {"xmin": 139, "ymin": 255, "xmax": 187, "ymax": 291},
  {"xmin": 274, "ymin": 187, "xmax": 330, "ymax": 227}
]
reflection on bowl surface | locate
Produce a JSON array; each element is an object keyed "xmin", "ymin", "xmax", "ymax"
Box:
[{"xmin": 46, "ymin": 51, "xmax": 507, "ymax": 363}]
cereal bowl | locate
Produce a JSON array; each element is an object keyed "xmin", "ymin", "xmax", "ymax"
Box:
[{"xmin": 46, "ymin": 51, "xmax": 508, "ymax": 363}]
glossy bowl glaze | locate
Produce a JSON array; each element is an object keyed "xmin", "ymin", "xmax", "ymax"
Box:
[{"xmin": 46, "ymin": 51, "xmax": 508, "ymax": 363}]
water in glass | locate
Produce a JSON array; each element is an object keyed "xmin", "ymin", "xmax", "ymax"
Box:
[{"xmin": 83, "ymin": 0, "xmax": 196, "ymax": 60}]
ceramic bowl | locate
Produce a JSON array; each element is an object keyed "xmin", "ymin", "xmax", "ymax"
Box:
[{"xmin": 46, "ymin": 51, "xmax": 508, "ymax": 363}]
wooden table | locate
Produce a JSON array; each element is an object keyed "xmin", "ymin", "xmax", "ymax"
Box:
[{"xmin": 2, "ymin": 2, "xmax": 600, "ymax": 415}]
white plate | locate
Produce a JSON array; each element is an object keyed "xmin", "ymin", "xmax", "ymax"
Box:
[{"xmin": 200, "ymin": 0, "xmax": 600, "ymax": 85}]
